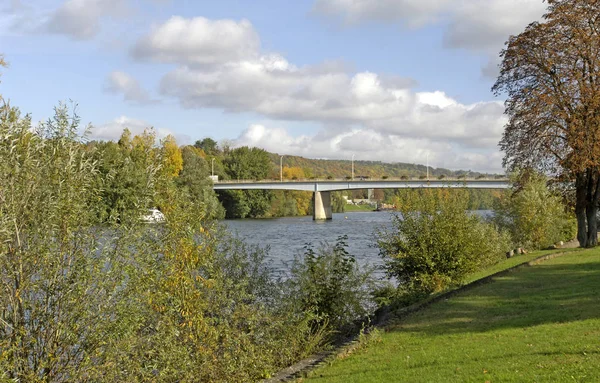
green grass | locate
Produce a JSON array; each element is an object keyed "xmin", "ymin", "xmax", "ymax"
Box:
[
  {"xmin": 302, "ymin": 248, "xmax": 600, "ymax": 383},
  {"xmin": 464, "ymin": 247, "xmax": 581, "ymax": 284},
  {"xmin": 344, "ymin": 204, "xmax": 376, "ymax": 212}
]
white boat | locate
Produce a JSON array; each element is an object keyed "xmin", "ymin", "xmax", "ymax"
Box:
[{"xmin": 141, "ymin": 208, "xmax": 166, "ymax": 223}]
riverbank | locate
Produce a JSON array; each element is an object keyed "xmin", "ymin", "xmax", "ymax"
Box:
[
  {"xmin": 299, "ymin": 247, "xmax": 599, "ymax": 382},
  {"xmin": 343, "ymin": 204, "xmax": 376, "ymax": 212}
]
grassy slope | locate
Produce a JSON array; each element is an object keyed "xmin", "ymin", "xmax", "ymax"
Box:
[
  {"xmin": 343, "ymin": 204, "xmax": 376, "ymax": 212},
  {"xmin": 302, "ymin": 248, "xmax": 600, "ymax": 383}
]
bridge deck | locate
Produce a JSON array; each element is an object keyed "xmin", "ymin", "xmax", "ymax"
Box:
[{"xmin": 212, "ymin": 179, "xmax": 509, "ymax": 192}]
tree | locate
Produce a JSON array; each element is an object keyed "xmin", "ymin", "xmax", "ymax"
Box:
[
  {"xmin": 283, "ymin": 166, "xmax": 305, "ymax": 180},
  {"xmin": 160, "ymin": 135, "xmax": 183, "ymax": 178},
  {"xmin": 493, "ymin": 0, "xmax": 600, "ymax": 247},
  {"xmin": 219, "ymin": 147, "xmax": 273, "ymax": 218},
  {"xmin": 176, "ymin": 145, "xmax": 225, "ymax": 219},
  {"xmin": 194, "ymin": 137, "xmax": 219, "ymax": 155},
  {"xmin": 93, "ymin": 128, "xmax": 159, "ymax": 223}
]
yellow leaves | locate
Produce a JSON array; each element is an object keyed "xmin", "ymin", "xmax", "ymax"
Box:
[
  {"xmin": 283, "ymin": 166, "xmax": 305, "ymax": 180},
  {"xmin": 161, "ymin": 135, "xmax": 183, "ymax": 178}
]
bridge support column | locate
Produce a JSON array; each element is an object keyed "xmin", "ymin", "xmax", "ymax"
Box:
[{"xmin": 313, "ymin": 191, "xmax": 332, "ymax": 220}]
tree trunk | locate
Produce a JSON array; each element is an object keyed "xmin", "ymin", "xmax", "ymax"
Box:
[
  {"xmin": 586, "ymin": 204, "xmax": 598, "ymax": 247},
  {"xmin": 586, "ymin": 169, "xmax": 600, "ymax": 247},
  {"xmin": 576, "ymin": 172, "xmax": 588, "ymax": 247}
]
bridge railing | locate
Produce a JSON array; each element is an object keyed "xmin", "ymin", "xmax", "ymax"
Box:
[{"xmin": 213, "ymin": 177, "xmax": 509, "ymax": 184}]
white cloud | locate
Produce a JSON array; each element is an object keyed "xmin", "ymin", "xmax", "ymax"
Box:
[
  {"xmin": 136, "ymin": 15, "xmax": 508, "ymax": 171},
  {"xmin": 104, "ymin": 71, "xmax": 157, "ymax": 104},
  {"xmin": 313, "ymin": 0, "xmax": 546, "ymax": 78},
  {"xmin": 159, "ymin": 58, "xmax": 506, "ymax": 151},
  {"xmin": 313, "ymin": 0, "xmax": 545, "ymax": 51},
  {"xmin": 443, "ymin": 0, "xmax": 545, "ymax": 52},
  {"xmin": 89, "ymin": 116, "xmax": 174, "ymax": 142},
  {"xmin": 44, "ymin": 0, "xmax": 129, "ymax": 40},
  {"xmin": 312, "ymin": 0, "xmax": 450, "ymax": 28},
  {"xmin": 132, "ymin": 16, "xmax": 260, "ymax": 66},
  {"xmin": 234, "ymin": 123, "xmax": 504, "ymax": 173}
]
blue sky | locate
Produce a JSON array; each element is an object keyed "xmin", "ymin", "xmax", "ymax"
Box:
[{"xmin": 0, "ymin": 0, "xmax": 547, "ymax": 172}]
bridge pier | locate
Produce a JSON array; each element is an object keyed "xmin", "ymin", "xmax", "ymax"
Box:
[{"xmin": 313, "ymin": 191, "xmax": 332, "ymax": 220}]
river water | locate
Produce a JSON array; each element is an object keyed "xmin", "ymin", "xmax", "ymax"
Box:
[
  {"xmin": 223, "ymin": 210, "xmax": 493, "ymax": 278},
  {"xmin": 223, "ymin": 211, "xmax": 395, "ymax": 276}
]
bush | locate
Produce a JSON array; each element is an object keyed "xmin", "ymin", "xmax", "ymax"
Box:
[
  {"xmin": 379, "ymin": 189, "xmax": 511, "ymax": 297},
  {"xmin": 0, "ymin": 103, "xmax": 327, "ymax": 382},
  {"xmin": 494, "ymin": 170, "xmax": 573, "ymax": 249},
  {"xmin": 286, "ymin": 236, "xmax": 377, "ymax": 334}
]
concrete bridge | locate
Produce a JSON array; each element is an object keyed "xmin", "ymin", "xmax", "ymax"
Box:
[{"xmin": 213, "ymin": 179, "xmax": 509, "ymax": 220}]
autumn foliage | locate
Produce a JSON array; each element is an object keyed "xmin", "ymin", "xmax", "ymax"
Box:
[{"xmin": 494, "ymin": 0, "xmax": 600, "ymax": 247}]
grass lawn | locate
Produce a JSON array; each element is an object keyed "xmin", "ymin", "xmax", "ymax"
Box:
[
  {"xmin": 344, "ymin": 204, "xmax": 376, "ymax": 212},
  {"xmin": 301, "ymin": 248, "xmax": 600, "ymax": 383}
]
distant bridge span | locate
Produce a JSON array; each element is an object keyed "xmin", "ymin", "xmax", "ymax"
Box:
[{"xmin": 213, "ymin": 179, "xmax": 510, "ymax": 220}]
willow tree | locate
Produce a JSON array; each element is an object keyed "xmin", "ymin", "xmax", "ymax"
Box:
[{"xmin": 493, "ymin": 0, "xmax": 600, "ymax": 247}]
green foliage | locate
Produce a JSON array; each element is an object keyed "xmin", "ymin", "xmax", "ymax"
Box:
[
  {"xmin": 388, "ymin": 188, "xmax": 501, "ymax": 211},
  {"xmin": 194, "ymin": 137, "xmax": 219, "ymax": 155},
  {"xmin": 0, "ymin": 103, "xmax": 140, "ymax": 380},
  {"xmin": 494, "ymin": 171, "xmax": 573, "ymax": 249},
  {"xmin": 331, "ymin": 191, "xmax": 346, "ymax": 213},
  {"xmin": 379, "ymin": 189, "xmax": 511, "ymax": 296},
  {"xmin": 218, "ymin": 146, "xmax": 274, "ymax": 218},
  {"xmin": 287, "ymin": 236, "xmax": 377, "ymax": 333},
  {"xmin": 224, "ymin": 146, "xmax": 271, "ymax": 180},
  {"xmin": 0, "ymin": 103, "xmax": 329, "ymax": 382},
  {"xmin": 91, "ymin": 128, "xmax": 160, "ymax": 224},
  {"xmin": 177, "ymin": 146, "xmax": 225, "ymax": 219}
]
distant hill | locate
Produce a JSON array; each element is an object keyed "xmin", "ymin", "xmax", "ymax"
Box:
[{"xmin": 266, "ymin": 153, "xmax": 501, "ymax": 180}]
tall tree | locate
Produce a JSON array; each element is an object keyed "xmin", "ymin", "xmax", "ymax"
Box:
[
  {"xmin": 161, "ymin": 134, "xmax": 183, "ymax": 178},
  {"xmin": 194, "ymin": 137, "xmax": 219, "ymax": 155},
  {"xmin": 219, "ymin": 146, "xmax": 273, "ymax": 218},
  {"xmin": 493, "ymin": 0, "xmax": 600, "ymax": 247},
  {"xmin": 177, "ymin": 145, "xmax": 225, "ymax": 219}
]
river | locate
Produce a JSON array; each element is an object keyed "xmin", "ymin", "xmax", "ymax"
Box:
[
  {"xmin": 223, "ymin": 211, "xmax": 395, "ymax": 276},
  {"xmin": 223, "ymin": 210, "xmax": 493, "ymax": 278}
]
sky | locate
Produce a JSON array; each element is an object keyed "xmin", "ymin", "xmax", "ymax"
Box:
[{"xmin": 0, "ymin": 0, "xmax": 548, "ymax": 172}]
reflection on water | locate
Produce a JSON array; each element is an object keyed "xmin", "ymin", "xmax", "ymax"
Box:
[{"xmin": 223, "ymin": 211, "xmax": 395, "ymax": 275}]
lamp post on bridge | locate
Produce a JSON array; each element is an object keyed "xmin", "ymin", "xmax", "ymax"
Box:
[
  {"xmin": 211, "ymin": 158, "xmax": 215, "ymax": 177},
  {"xmin": 352, "ymin": 154, "xmax": 355, "ymax": 181},
  {"xmin": 280, "ymin": 155, "xmax": 284, "ymax": 182},
  {"xmin": 426, "ymin": 153, "xmax": 429, "ymax": 180}
]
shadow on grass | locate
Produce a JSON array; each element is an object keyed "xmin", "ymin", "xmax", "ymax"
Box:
[{"xmin": 388, "ymin": 257, "xmax": 600, "ymax": 335}]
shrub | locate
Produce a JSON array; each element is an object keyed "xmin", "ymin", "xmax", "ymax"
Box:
[
  {"xmin": 286, "ymin": 236, "xmax": 377, "ymax": 334},
  {"xmin": 494, "ymin": 170, "xmax": 573, "ymax": 249},
  {"xmin": 379, "ymin": 189, "xmax": 511, "ymax": 297},
  {"xmin": 0, "ymin": 103, "xmax": 327, "ymax": 382}
]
